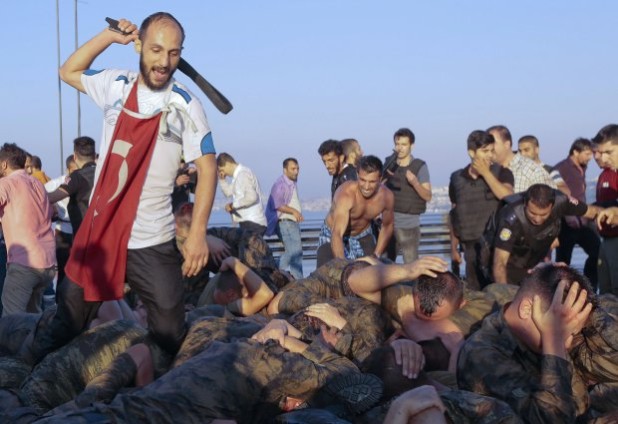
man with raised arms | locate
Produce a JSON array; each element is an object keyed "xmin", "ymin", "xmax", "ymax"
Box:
[{"xmin": 22, "ymin": 12, "xmax": 217, "ymax": 364}]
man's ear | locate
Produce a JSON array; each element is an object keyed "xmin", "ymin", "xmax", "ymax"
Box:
[
  {"xmin": 518, "ymin": 298, "xmax": 532, "ymax": 320},
  {"xmin": 459, "ymin": 299, "xmax": 467, "ymax": 309},
  {"xmin": 134, "ymin": 39, "xmax": 142, "ymax": 54}
]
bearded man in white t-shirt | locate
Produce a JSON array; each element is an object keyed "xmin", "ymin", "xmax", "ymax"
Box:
[{"xmin": 21, "ymin": 12, "xmax": 217, "ymax": 364}]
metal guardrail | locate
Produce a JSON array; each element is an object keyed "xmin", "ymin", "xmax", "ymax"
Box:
[{"xmin": 262, "ymin": 216, "xmax": 451, "ymax": 260}]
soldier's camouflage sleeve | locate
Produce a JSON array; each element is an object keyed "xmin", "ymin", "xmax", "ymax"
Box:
[
  {"xmin": 457, "ymin": 314, "xmax": 580, "ymax": 424},
  {"xmin": 277, "ymin": 278, "xmax": 327, "ymax": 314},
  {"xmin": 276, "ymin": 339, "xmax": 358, "ymax": 400},
  {"xmin": 439, "ymin": 389, "xmax": 523, "ymax": 423},
  {"xmin": 18, "ymin": 320, "xmax": 147, "ymax": 414},
  {"xmin": 75, "ymin": 352, "xmax": 137, "ymax": 407}
]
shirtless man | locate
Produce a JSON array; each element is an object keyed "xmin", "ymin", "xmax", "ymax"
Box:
[
  {"xmin": 316, "ymin": 155, "xmax": 394, "ymax": 267},
  {"xmin": 346, "ymin": 257, "xmax": 466, "ymax": 372}
]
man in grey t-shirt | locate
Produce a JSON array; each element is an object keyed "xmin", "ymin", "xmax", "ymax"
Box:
[{"xmin": 383, "ymin": 128, "xmax": 432, "ymax": 263}]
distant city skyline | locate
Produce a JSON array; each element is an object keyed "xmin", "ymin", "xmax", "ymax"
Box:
[{"xmin": 3, "ymin": 1, "xmax": 613, "ymax": 199}]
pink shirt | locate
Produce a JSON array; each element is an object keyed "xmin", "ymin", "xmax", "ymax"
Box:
[{"xmin": 0, "ymin": 170, "xmax": 56, "ymax": 268}]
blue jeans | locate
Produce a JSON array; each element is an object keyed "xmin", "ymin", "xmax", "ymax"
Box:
[{"xmin": 276, "ymin": 220, "xmax": 303, "ymax": 279}]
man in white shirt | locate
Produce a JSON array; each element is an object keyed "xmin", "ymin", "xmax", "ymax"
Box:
[
  {"xmin": 217, "ymin": 152, "xmax": 267, "ymax": 235},
  {"xmin": 21, "ymin": 12, "xmax": 217, "ymax": 364}
]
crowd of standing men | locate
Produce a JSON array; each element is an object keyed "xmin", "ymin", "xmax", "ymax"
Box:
[{"xmin": 0, "ymin": 9, "xmax": 618, "ymax": 424}]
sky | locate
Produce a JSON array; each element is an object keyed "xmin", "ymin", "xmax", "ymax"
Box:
[{"xmin": 3, "ymin": 1, "xmax": 617, "ymax": 199}]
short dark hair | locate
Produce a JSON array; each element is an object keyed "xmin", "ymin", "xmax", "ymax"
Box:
[
  {"xmin": 413, "ymin": 271, "xmax": 464, "ymax": 317},
  {"xmin": 30, "ymin": 155, "xmax": 42, "ymax": 170},
  {"xmin": 318, "ymin": 139, "xmax": 342, "ymax": 157},
  {"xmin": 74, "ymin": 136, "xmax": 96, "ymax": 161},
  {"xmin": 358, "ymin": 155, "xmax": 383, "ymax": 175},
  {"xmin": 517, "ymin": 264, "xmax": 598, "ymax": 311},
  {"xmin": 487, "ymin": 125, "xmax": 512, "ymax": 146},
  {"xmin": 467, "ymin": 130, "xmax": 495, "ymax": 151},
  {"xmin": 0, "ymin": 143, "xmax": 27, "ymax": 170},
  {"xmin": 569, "ymin": 138, "xmax": 592, "ymax": 156},
  {"xmin": 214, "ymin": 270, "xmax": 242, "ymax": 296},
  {"xmin": 592, "ymin": 124, "xmax": 618, "ymax": 146},
  {"xmin": 65, "ymin": 154, "xmax": 76, "ymax": 170},
  {"xmin": 518, "ymin": 135, "xmax": 539, "ymax": 147},
  {"xmin": 282, "ymin": 157, "xmax": 298, "ymax": 168},
  {"xmin": 393, "ymin": 128, "xmax": 415, "ymax": 145},
  {"xmin": 216, "ymin": 152, "xmax": 236, "ymax": 167},
  {"xmin": 140, "ymin": 12, "xmax": 185, "ymax": 44},
  {"xmin": 524, "ymin": 184, "xmax": 556, "ymax": 209}
]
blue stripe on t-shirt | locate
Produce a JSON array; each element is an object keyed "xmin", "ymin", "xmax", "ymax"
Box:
[
  {"xmin": 115, "ymin": 75, "xmax": 129, "ymax": 84},
  {"xmin": 83, "ymin": 69, "xmax": 103, "ymax": 76},
  {"xmin": 200, "ymin": 133, "xmax": 216, "ymax": 155},
  {"xmin": 172, "ymin": 85, "xmax": 192, "ymax": 103}
]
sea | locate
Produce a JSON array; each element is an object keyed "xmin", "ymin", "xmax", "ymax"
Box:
[{"xmin": 207, "ymin": 207, "xmax": 591, "ymax": 279}]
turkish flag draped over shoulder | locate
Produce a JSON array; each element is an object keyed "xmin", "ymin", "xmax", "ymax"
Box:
[{"xmin": 65, "ymin": 82, "xmax": 162, "ymax": 301}]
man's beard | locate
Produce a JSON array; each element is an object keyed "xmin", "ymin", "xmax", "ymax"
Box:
[{"xmin": 139, "ymin": 55, "xmax": 175, "ymax": 91}]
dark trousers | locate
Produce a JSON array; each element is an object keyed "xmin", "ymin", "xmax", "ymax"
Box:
[
  {"xmin": 556, "ymin": 221, "xmax": 600, "ymax": 289},
  {"xmin": 53, "ymin": 230, "xmax": 73, "ymax": 300},
  {"xmin": 26, "ymin": 240, "xmax": 187, "ymax": 363},
  {"xmin": 461, "ymin": 240, "xmax": 483, "ymax": 291},
  {"xmin": 239, "ymin": 221, "xmax": 266, "ymax": 237}
]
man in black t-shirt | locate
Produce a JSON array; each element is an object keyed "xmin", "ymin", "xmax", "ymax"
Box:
[
  {"xmin": 48, "ymin": 137, "xmax": 97, "ymax": 234},
  {"xmin": 477, "ymin": 184, "xmax": 601, "ymax": 286},
  {"xmin": 317, "ymin": 139, "xmax": 358, "ymax": 198}
]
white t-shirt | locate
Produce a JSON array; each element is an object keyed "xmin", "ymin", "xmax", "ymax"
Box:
[{"xmin": 81, "ymin": 69, "xmax": 215, "ymax": 248}]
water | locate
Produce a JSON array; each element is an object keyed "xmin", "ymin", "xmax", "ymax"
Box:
[{"xmin": 207, "ymin": 211, "xmax": 590, "ymax": 278}]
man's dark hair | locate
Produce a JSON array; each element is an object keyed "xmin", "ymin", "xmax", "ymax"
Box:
[
  {"xmin": 140, "ymin": 12, "xmax": 185, "ymax": 44},
  {"xmin": 74, "ymin": 136, "xmax": 96, "ymax": 161},
  {"xmin": 358, "ymin": 155, "xmax": 383, "ymax": 175},
  {"xmin": 487, "ymin": 125, "xmax": 512, "ymax": 146},
  {"xmin": 318, "ymin": 139, "xmax": 342, "ymax": 157},
  {"xmin": 524, "ymin": 184, "xmax": 556, "ymax": 209},
  {"xmin": 592, "ymin": 124, "xmax": 618, "ymax": 146},
  {"xmin": 282, "ymin": 157, "xmax": 298, "ymax": 168},
  {"xmin": 216, "ymin": 152, "xmax": 236, "ymax": 167},
  {"xmin": 30, "ymin": 155, "xmax": 42, "ymax": 170},
  {"xmin": 518, "ymin": 135, "xmax": 539, "ymax": 147},
  {"xmin": 518, "ymin": 264, "xmax": 598, "ymax": 310},
  {"xmin": 413, "ymin": 271, "xmax": 464, "ymax": 317},
  {"xmin": 467, "ymin": 130, "xmax": 495, "ymax": 151},
  {"xmin": 360, "ymin": 346, "xmax": 430, "ymax": 401},
  {"xmin": 214, "ymin": 270, "xmax": 242, "ymax": 297},
  {"xmin": 569, "ymin": 137, "xmax": 592, "ymax": 156},
  {"xmin": 393, "ymin": 128, "xmax": 415, "ymax": 145},
  {"xmin": 0, "ymin": 143, "xmax": 27, "ymax": 170},
  {"xmin": 65, "ymin": 154, "xmax": 76, "ymax": 170}
]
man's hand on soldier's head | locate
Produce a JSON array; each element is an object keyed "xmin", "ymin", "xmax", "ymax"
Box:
[{"xmin": 406, "ymin": 257, "xmax": 448, "ymax": 280}]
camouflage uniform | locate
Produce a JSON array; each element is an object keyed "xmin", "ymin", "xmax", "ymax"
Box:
[
  {"xmin": 569, "ymin": 294, "xmax": 618, "ymax": 415},
  {"xmin": 457, "ymin": 309, "xmax": 589, "ymax": 423},
  {"xmin": 207, "ymin": 226, "xmax": 281, "ymax": 289},
  {"xmin": 288, "ymin": 297, "xmax": 394, "ymax": 365},
  {"xmin": 358, "ymin": 389, "xmax": 522, "ymax": 423},
  {"xmin": 0, "ymin": 312, "xmax": 40, "ymax": 357},
  {"xmin": 277, "ymin": 258, "xmax": 351, "ymax": 314},
  {"xmin": 17, "ymin": 320, "xmax": 150, "ymax": 414},
  {"xmin": 33, "ymin": 335, "xmax": 358, "ymax": 424}
]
